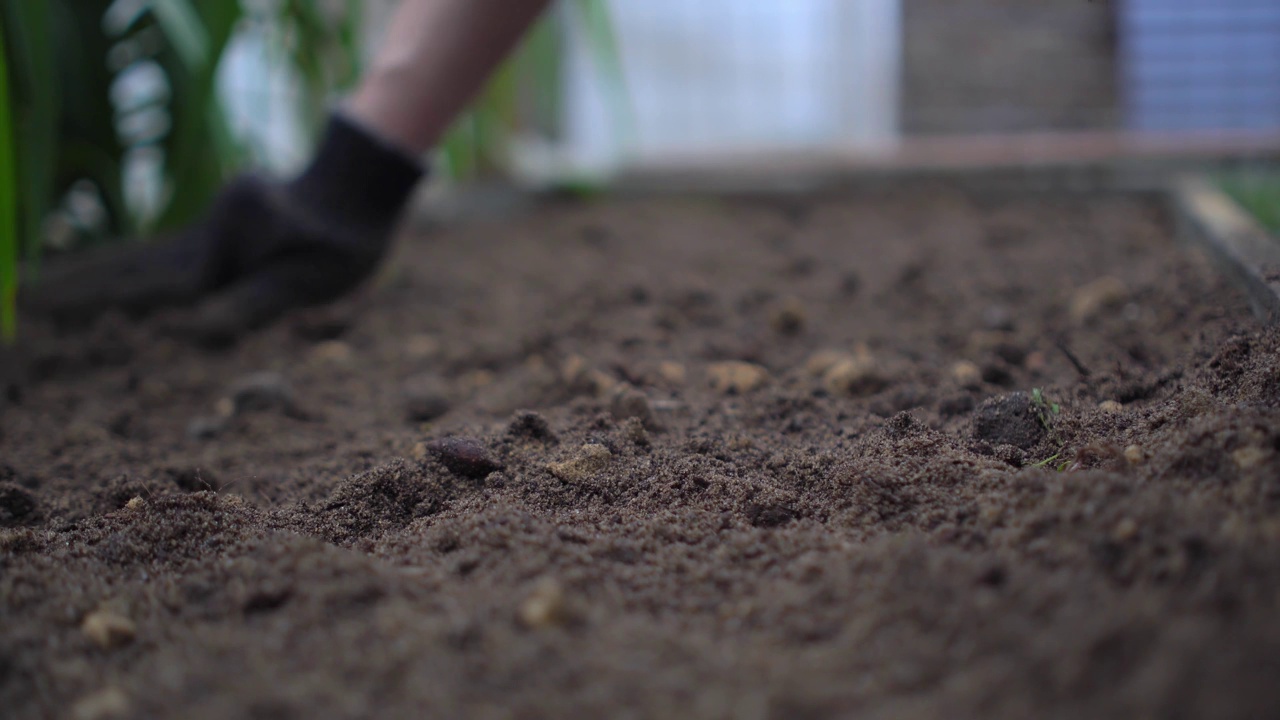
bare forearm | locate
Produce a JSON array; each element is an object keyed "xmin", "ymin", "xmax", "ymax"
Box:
[{"xmin": 348, "ymin": 0, "xmax": 553, "ymax": 155}]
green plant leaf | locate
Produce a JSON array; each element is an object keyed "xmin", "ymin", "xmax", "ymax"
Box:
[
  {"xmin": 2, "ymin": 0, "xmax": 58, "ymax": 262},
  {"xmin": 55, "ymin": 0, "xmax": 134, "ymax": 237},
  {"xmin": 1032, "ymin": 452, "xmax": 1061, "ymax": 469},
  {"xmin": 267, "ymin": 0, "xmax": 364, "ymax": 145},
  {"xmin": 0, "ymin": 22, "xmax": 18, "ymax": 341},
  {"xmin": 1220, "ymin": 169, "xmax": 1280, "ymax": 234},
  {"xmin": 147, "ymin": 0, "xmax": 210, "ymax": 72},
  {"xmin": 150, "ymin": 0, "xmax": 244, "ymax": 231},
  {"xmin": 570, "ymin": 0, "xmax": 633, "ymax": 150},
  {"xmin": 518, "ymin": 15, "xmax": 564, "ymax": 137}
]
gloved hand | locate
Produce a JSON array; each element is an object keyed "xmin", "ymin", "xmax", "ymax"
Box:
[{"xmin": 21, "ymin": 113, "xmax": 425, "ymax": 347}]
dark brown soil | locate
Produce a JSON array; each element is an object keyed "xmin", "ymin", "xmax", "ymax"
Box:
[{"xmin": 4, "ymin": 184, "xmax": 1280, "ymax": 719}]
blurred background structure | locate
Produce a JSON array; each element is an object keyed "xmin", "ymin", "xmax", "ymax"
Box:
[
  {"xmin": 1120, "ymin": 0, "xmax": 1280, "ymax": 133},
  {"xmin": 4, "ymin": 0, "xmax": 1280, "ymax": 339},
  {"xmin": 228, "ymin": 0, "xmax": 1280, "ymax": 177}
]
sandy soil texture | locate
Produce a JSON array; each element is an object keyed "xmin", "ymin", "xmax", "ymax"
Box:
[{"xmin": 3, "ymin": 185, "xmax": 1279, "ymax": 719}]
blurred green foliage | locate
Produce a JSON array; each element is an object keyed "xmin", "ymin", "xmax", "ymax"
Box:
[
  {"xmin": 1220, "ymin": 169, "xmax": 1280, "ymax": 234},
  {"xmin": 441, "ymin": 0, "xmax": 627, "ymax": 180}
]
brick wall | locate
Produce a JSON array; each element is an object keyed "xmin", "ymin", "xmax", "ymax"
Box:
[{"xmin": 901, "ymin": 0, "xmax": 1119, "ymax": 135}]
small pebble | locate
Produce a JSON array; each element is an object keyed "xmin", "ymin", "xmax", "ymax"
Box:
[
  {"xmin": 769, "ymin": 297, "xmax": 807, "ymax": 335},
  {"xmin": 426, "ymin": 437, "xmax": 503, "ymax": 479},
  {"xmin": 804, "ymin": 350, "xmax": 847, "ymax": 377},
  {"xmin": 562, "ymin": 355, "xmax": 617, "ymax": 397},
  {"xmin": 657, "ymin": 361, "xmax": 687, "ymax": 386},
  {"xmin": 1069, "ymin": 276, "xmax": 1128, "ymax": 324},
  {"xmin": 1124, "ymin": 444, "xmax": 1144, "ymax": 464},
  {"xmin": 547, "ymin": 443, "xmax": 612, "ymax": 482},
  {"xmin": 214, "ymin": 397, "xmax": 236, "ymax": 419},
  {"xmin": 1112, "ymin": 517, "xmax": 1139, "ymax": 542},
  {"xmin": 951, "ymin": 360, "xmax": 982, "ymax": 387},
  {"xmin": 460, "ymin": 369, "xmax": 496, "ymax": 391},
  {"xmin": 518, "ymin": 578, "xmax": 569, "ymax": 629},
  {"xmin": 707, "ymin": 361, "xmax": 770, "ymax": 394},
  {"xmin": 81, "ymin": 610, "xmax": 136, "ymax": 649},
  {"xmin": 310, "ymin": 340, "xmax": 354, "ymax": 364},
  {"xmin": 228, "ymin": 371, "xmax": 296, "ymax": 416},
  {"xmin": 1232, "ymin": 446, "xmax": 1270, "ymax": 470},
  {"xmin": 823, "ymin": 347, "xmax": 884, "ymax": 396},
  {"xmin": 1098, "ymin": 400, "xmax": 1124, "ymax": 414},
  {"xmin": 404, "ymin": 334, "xmax": 441, "ymax": 360},
  {"xmin": 561, "ymin": 354, "xmax": 587, "ymax": 383}
]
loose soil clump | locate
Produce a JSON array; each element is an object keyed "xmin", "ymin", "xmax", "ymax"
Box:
[{"xmin": 3, "ymin": 184, "xmax": 1280, "ymax": 718}]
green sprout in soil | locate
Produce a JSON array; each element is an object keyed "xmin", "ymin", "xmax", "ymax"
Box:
[
  {"xmin": 1031, "ymin": 452, "xmax": 1071, "ymax": 472},
  {"xmin": 1030, "ymin": 387, "xmax": 1061, "ymax": 431},
  {"xmin": 1030, "ymin": 388, "xmax": 1069, "ymax": 470}
]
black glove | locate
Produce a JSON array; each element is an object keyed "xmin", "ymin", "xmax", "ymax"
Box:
[{"xmin": 22, "ymin": 113, "xmax": 425, "ymax": 346}]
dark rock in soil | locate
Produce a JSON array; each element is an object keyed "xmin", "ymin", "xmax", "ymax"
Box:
[
  {"xmin": 971, "ymin": 392, "xmax": 1045, "ymax": 450},
  {"xmin": 426, "ymin": 437, "xmax": 504, "ymax": 479}
]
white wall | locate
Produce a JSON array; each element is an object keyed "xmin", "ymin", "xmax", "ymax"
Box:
[{"xmin": 559, "ymin": 0, "xmax": 901, "ymax": 172}]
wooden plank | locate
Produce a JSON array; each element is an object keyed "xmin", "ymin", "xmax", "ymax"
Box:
[
  {"xmin": 609, "ymin": 130, "xmax": 1280, "ymax": 195},
  {"xmin": 1172, "ymin": 176, "xmax": 1280, "ymax": 322}
]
